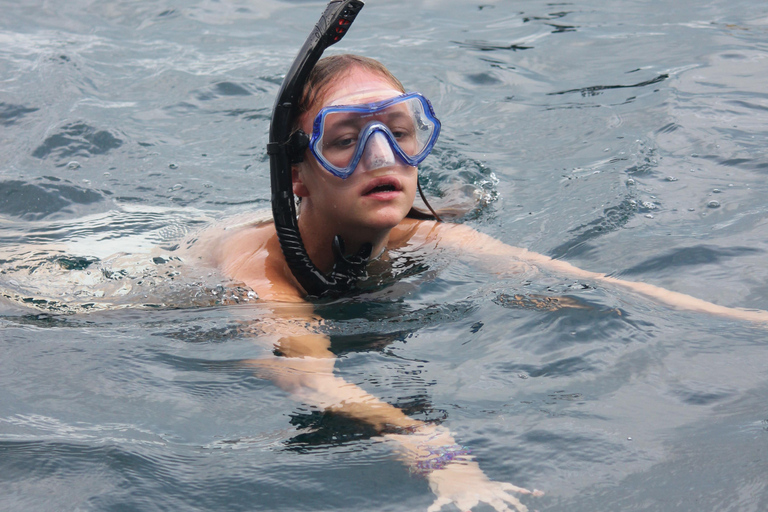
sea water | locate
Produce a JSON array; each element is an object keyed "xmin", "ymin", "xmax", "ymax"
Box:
[{"xmin": 2, "ymin": 0, "xmax": 768, "ymax": 510}]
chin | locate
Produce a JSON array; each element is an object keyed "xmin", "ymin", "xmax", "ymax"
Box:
[{"xmin": 361, "ymin": 208, "xmax": 409, "ymax": 231}]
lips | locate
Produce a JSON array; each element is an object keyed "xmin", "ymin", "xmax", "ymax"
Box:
[{"xmin": 361, "ymin": 176, "xmax": 403, "ymax": 196}]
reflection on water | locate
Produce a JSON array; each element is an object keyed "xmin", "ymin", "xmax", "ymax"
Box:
[
  {"xmin": 2, "ymin": 0, "xmax": 768, "ymax": 511},
  {"xmin": 0, "ymin": 179, "xmax": 246, "ymax": 313}
]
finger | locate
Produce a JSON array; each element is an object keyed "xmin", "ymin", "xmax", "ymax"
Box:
[
  {"xmin": 489, "ymin": 497, "xmax": 512, "ymax": 512},
  {"xmin": 498, "ymin": 492, "xmax": 528, "ymax": 512},
  {"xmin": 500, "ymin": 482, "xmax": 532, "ymax": 494},
  {"xmin": 427, "ymin": 497, "xmax": 452, "ymax": 512},
  {"xmin": 455, "ymin": 495, "xmax": 480, "ymax": 512}
]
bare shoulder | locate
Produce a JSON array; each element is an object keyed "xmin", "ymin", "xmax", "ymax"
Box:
[
  {"xmin": 389, "ymin": 218, "xmax": 535, "ymax": 260},
  {"xmin": 186, "ymin": 211, "xmax": 274, "ymax": 266},
  {"xmin": 186, "ymin": 212, "xmax": 304, "ymax": 301},
  {"xmin": 389, "ymin": 217, "xmax": 454, "ymax": 247}
]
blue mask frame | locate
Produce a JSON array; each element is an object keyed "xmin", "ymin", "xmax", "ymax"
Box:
[{"xmin": 308, "ymin": 92, "xmax": 441, "ymax": 179}]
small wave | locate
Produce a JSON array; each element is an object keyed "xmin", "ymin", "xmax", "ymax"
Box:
[{"xmin": 31, "ymin": 122, "xmax": 123, "ymax": 161}]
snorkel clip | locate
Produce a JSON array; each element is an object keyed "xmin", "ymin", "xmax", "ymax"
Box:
[{"xmin": 329, "ymin": 236, "xmax": 373, "ymax": 290}]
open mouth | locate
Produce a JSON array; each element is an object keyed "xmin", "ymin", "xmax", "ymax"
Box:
[
  {"xmin": 362, "ymin": 177, "xmax": 402, "ymax": 196},
  {"xmin": 366, "ymin": 183, "xmax": 397, "ymax": 194}
]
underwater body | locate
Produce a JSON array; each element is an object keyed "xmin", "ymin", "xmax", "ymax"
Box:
[{"xmin": 2, "ymin": 0, "xmax": 768, "ymax": 510}]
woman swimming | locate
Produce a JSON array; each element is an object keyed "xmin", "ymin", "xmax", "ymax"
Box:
[
  {"xmin": 188, "ymin": 2, "xmax": 768, "ymax": 511},
  {"xmin": 190, "ymin": 50, "xmax": 768, "ymax": 512}
]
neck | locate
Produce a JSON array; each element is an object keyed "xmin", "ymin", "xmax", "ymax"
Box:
[{"xmin": 297, "ymin": 207, "xmax": 390, "ymax": 275}]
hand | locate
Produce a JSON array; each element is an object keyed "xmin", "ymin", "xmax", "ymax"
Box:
[{"xmin": 426, "ymin": 460, "xmax": 542, "ymax": 512}]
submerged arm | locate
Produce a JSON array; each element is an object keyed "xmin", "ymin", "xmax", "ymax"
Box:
[
  {"xmin": 248, "ymin": 301, "xmax": 538, "ymax": 512},
  {"xmin": 432, "ymin": 222, "xmax": 768, "ymax": 323}
]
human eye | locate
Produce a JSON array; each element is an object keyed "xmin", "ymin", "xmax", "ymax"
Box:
[
  {"xmin": 390, "ymin": 125, "xmax": 414, "ymax": 140},
  {"xmin": 332, "ymin": 135, "xmax": 357, "ymax": 149},
  {"xmin": 324, "ymin": 132, "xmax": 358, "ymax": 153}
]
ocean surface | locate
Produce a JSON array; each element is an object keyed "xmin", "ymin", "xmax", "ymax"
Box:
[{"xmin": 2, "ymin": 0, "xmax": 768, "ymax": 510}]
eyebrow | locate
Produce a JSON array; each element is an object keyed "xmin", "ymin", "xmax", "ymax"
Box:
[{"xmin": 326, "ymin": 110, "xmax": 410, "ymax": 130}]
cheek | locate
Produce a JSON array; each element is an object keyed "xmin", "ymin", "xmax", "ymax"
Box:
[{"xmin": 303, "ymin": 162, "xmax": 355, "ymax": 198}]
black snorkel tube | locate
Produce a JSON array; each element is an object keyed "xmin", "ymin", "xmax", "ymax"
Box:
[{"xmin": 267, "ymin": 0, "xmax": 369, "ymax": 298}]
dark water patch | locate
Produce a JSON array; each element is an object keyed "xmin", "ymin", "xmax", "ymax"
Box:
[
  {"xmin": 286, "ymin": 395, "xmax": 444, "ymax": 449},
  {"xmin": 698, "ymin": 154, "xmax": 768, "ymax": 172},
  {"xmin": 548, "ymin": 390, "xmax": 585, "ymax": 402},
  {"xmin": 657, "ymin": 122, "xmax": 681, "ymax": 133},
  {"xmin": 522, "ymin": 11, "xmax": 571, "ymax": 23},
  {"xmin": 329, "ymin": 330, "xmax": 412, "ymax": 354},
  {"xmin": 542, "ymin": 102, "xmax": 603, "ymax": 111},
  {"xmin": 223, "ymin": 107, "xmax": 271, "ymax": 121},
  {"xmin": 112, "ymin": 195, "xmax": 146, "ymax": 203},
  {"xmin": 465, "ymin": 72, "xmax": 503, "ymax": 85},
  {"xmin": 204, "ymin": 197, "xmax": 268, "ymax": 207},
  {"xmin": 620, "ymin": 245, "xmax": 762, "ymax": 276},
  {"xmin": 55, "ymin": 255, "xmax": 99, "ymax": 270},
  {"xmin": 711, "ymin": 155, "xmax": 768, "ymax": 172},
  {"xmin": 159, "ymin": 322, "xmax": 262, "ymax": 344},
  {"xmin": 548, "ymin": 197, "xmax": 639, "ymax": 259},
  {"xmin": 494, "ymin": 292, "xmax": 596, "ymax": 313},
  {"xmin": 501, "ymin": 356, "xmax": 596, "ymax": 378},
  {"xmin": 479, "ymin": 57, "xmax": 517, "ymax": 71},
  {"xmin": 0, "ymin": 179, "xmax": 107, "ymax": 221},
  {"xmin": 454, "ymin": 40, "xmax": 533, "ymax": 52},
  {"xmin": 152, "ymin": 321, "xmax": 264, "ymax": 344},
  {"xmin": 214, "ymin": 81, "xmax": 251, "ymax": 96},
  {"xmin": 197, "ymin": 82, "xmax": 252, "ymax": 101},
  {"xmin": 0, "ymin": 312, "xmax": 74, "ymax": 329},
  {"xmin": 549, "ymin": 74, "xmax": 668, "ymax": 97},
  {"xmin": 31, "ymin": 122, "xmax": 123, "ymax": 160},
  {"xmin": 673, "ymin": 386, "xmax": 734, "ymax": 406},
  {"xmin": 728, "ymin": 99, "xmax": 768, "ymax": 112},
  {"xmin": 625, "ymin": 163, "xmax": 657, "ymax": 177},
  {"xmin": 286, "ymin": 409, "xmax": 392, "ymax": 448},
  {"xmin": 0, "ymin": 102, "xmax": 39, "ymax": 126},
  {"xmin": 317, "ymin": 300, "xmax": 467, "ymax": 326},
  {"xmin": 546, "ymin": 23, "xmax": 577, "ymax": 33}
]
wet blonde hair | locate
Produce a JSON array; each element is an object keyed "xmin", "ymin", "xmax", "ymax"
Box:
[{"xmin": 293, "ymin": 54, "xmax": 405, "ymax": 130}]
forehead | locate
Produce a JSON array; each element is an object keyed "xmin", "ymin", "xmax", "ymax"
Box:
[
  {"xmin": 321, "ymin": 67, "xmax": 402, "ymax": 107},
  {"xmin": 300, "ymin": 67, "xmax": 403, "ymax": 131}
]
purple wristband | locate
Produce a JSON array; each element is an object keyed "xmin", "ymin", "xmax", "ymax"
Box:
[{"xmin": 411, "ymin": 444, "xmax": 472, "ymax": 476}]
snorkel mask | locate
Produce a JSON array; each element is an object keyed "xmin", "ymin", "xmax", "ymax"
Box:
[
  {"xmin": 267, "ymin": 0, "xmax": 440, "ymax": 298},
  {"xmin": 309, "ymin": 92, "xmax": 441, "ymax": 179}
]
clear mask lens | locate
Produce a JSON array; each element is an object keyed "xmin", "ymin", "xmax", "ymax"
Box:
[{"xmin": 310, "ymin": 93, "xmax": 440, "ymax": 178}]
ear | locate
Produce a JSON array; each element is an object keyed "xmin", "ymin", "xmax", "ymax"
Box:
[{"xmin": 292, "ymin": 165, "xmax": 310, "ymax": 197}]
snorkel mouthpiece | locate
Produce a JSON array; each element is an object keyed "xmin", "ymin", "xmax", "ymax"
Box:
[{"xmin": 267, "ymin": 0, "xmax": 366, "ymax": 298}]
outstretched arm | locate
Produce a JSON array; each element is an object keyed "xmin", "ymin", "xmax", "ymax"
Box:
[
  {"xmin": 247, "ymin": 302, "xmax": 539, "ymax": 512},
  {"xmin": 428, "ymin": 222, "xmax": 768, "ymax": 324}
]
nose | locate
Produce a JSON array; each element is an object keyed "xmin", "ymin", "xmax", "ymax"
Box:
[{"xmin": 360, "ymin": 130, "xmax": 397, "ymax": 172}]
